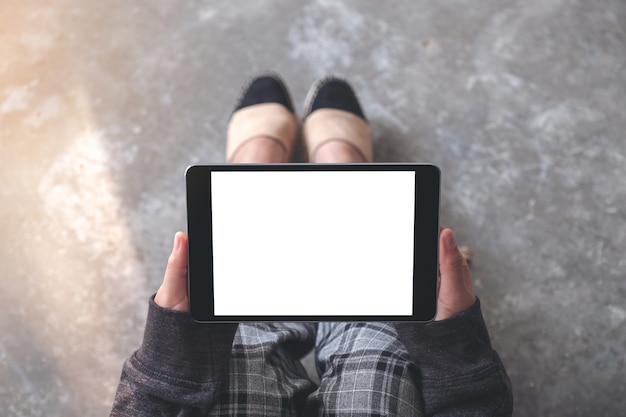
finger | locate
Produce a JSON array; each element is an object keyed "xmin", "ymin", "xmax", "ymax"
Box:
[
  {"xmin": 436, "ymin": 228, "xmax": 476, "ymax": 320},
  {"xmin": 154, "ymin": 232, "xmax": 190, "ymax": 312}
]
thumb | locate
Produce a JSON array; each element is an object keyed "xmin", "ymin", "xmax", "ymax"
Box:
[
  {"xmin": 436, "ymin": 228, "xmax": 476, "ymax": 320},
  {"xmin": 154, "ymin": 232, "xmax": 190, "ymax": 312}
]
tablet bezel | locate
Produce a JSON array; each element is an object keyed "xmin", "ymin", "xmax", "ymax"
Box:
[{"xmin": 186, "ymin": 163, "xmax": 440, "ymax": 322}]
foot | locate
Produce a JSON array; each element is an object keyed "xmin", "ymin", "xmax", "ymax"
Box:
[
  {"xmin": 303, "ymin": 78, "xmax": 373, "ymax": 163},
  {"xmin": 226, "ymin": 74, "xmax": 297, "ymax": 163}
]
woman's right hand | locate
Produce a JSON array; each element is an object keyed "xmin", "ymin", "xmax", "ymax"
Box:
[{"xmin": 154, "ymin": 232, "xmax": 190, "ymax": 312}]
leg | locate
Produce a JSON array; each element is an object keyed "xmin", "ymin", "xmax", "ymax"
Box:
[
  {"xmin": 308, "ymin": 322, "xmax": 423, "ymax": 417},
  {"xmin": 211, "ymin": 74, "xmax": 317, "ymax": 416},
  {"xmin": 303, "ymin": 79, "xmax": 422, "ymax": 416},
  {"xmin": 209, "ymin": 322, "xmax": 318, "ymax": 417}
]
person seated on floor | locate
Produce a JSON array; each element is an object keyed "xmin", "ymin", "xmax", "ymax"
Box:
[{"xmin": 110, "ymin": 74, "xmax": 513, "ymax": 417}]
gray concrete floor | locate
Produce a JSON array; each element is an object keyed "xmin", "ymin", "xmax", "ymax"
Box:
[{"xmin": 1, "ymin": 0, "xmax": 625, "ymax": 415}]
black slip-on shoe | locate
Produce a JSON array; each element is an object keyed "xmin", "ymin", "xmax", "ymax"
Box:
[{"xmin": 227, "ymin": 73, "xmax": 298, "ymax": 162}]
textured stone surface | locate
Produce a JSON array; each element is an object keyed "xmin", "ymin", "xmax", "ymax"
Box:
[{"xmin": 1, "ymin": 0, "xmax": 625, "ymax": 415}]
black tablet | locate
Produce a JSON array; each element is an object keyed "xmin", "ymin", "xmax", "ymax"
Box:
[{"xmin": 186, "ymin": 163, "xmax": 440, "ymax": 322}]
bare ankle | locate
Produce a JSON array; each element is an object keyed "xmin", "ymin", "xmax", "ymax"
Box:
[
  {"xmin": 230, "ymin": 137, "xmax": 288, "ymax": 163},
  {"xmin": 312, "ymin": 141, "xmax": 366, "ymax": 163}
]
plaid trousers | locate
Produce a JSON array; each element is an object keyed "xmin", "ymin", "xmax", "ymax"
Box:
[{"xmin": 208, "ymin": 322, "xmax": 423, "ymax": 417}]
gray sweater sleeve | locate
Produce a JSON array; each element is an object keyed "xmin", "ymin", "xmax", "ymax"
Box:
[
  {"xmin": 394, "ymin": 299, "xmax": 513, "ymax": 417},
  {"xmin": 110, "ymin": 296, "xmax": 238, "ymax": 417},
  {"xmin": 111, "ymin": 297, "xmax": 511, "ymax": 416}
]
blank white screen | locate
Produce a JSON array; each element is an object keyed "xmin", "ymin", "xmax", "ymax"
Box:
[{"xmin": 210, "ymin": 171, "xmax": 415, "ymax": 316}]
